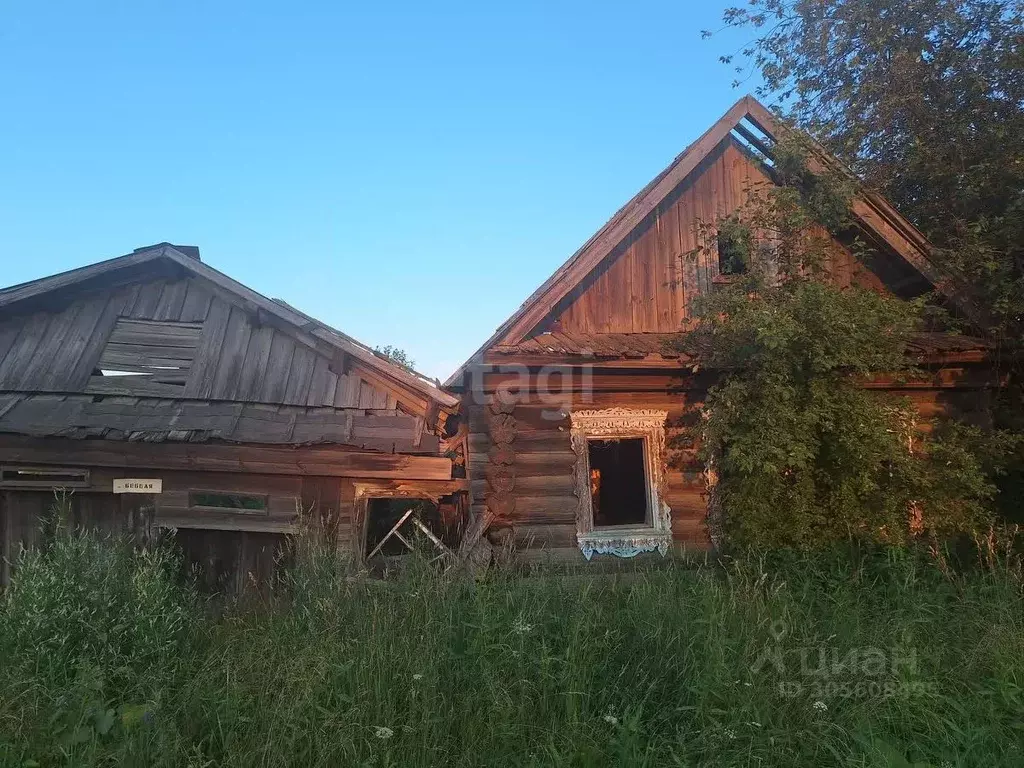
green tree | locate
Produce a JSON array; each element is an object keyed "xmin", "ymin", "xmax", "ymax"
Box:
[
  {"xmin": 675, "ymin": 142, "xmax": 1003, "ymax": 549},
  {"xmin": 375, "ymin": 345, "xmax": 416, "ymax": 371},
  {"xmin": 707, "ymin": 0, "xmax": 1024, "ymax": 531},
  {"xmin": 712, "ymin": 0, "xmax": 1024, "ymax": 354}
]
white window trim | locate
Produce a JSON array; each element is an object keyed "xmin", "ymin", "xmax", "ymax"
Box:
[{"xmin": 569, "ymin": 408, "xmax": 672, "ymax": 560}]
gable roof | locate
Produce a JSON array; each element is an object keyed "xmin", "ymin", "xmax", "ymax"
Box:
[
  {"xmin": 444, "ymin": 95, "xmax": 944, "ymax": 386},
  {"xmin": 0, "ymin": 243, "xmax": 457, "ymax": 410}
]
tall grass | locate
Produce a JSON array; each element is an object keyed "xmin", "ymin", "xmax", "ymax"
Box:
[{"xmin": 1, "ymin": 528, "xmax": 1022, "ymax": 767}]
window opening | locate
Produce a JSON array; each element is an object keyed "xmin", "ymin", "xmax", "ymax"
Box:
[
  {"xmin": 0, "ymin": 466, "xmax": 90, "ymax": 489},
  {"xmin": 586, "ymin": 438, "xmax": 648, "ymax": 527},
  {"xmin": 569, "ymin": 409, "xmax": 672, "ymax": 560},
  {"xmin": 364, "ymin": 498, "xmax": 453, "ymax": 564},
  {"xmin": 189, "ymin": 492, "xmax": 268, "ymax": 514},
  {"xmin": 717, "ymin": 228, "xmax": 749, "ymax": 275}
]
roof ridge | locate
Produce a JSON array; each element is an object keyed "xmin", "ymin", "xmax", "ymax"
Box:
[{"xmin": 0, "ymin": 245, "xmax": 457, "ymax": 409}]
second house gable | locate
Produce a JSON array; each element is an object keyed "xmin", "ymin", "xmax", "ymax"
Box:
[{"xmin": 446, "ymin": 95, "xmax": 943, "ymax": 385}]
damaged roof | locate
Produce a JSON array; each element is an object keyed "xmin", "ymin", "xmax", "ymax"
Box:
[
  {"xmin": 489, "ymin": 331, "xmax": 989, "ymax": 366},
  {"xmin": 0, "ymin": 243, "xmax": 457, "ymax": 410},
  {"xmin": 0, "ymin": 393, "xmax": 439, "ymax": 454}
]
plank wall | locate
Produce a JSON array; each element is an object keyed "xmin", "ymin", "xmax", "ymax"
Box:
[
  {"xmin": 0, "ymin": 276, "xmax": 401, "ymax": 411},
  {"xmin": 0, "ymin": 469, "xmax": 350, "ymax": 592},
  {"xmin": 547, "ymin": 138, "xmax": 884, "ymax": 335}
]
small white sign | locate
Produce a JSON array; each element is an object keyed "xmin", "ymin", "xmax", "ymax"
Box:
[{"xmin": 113, "ymin": 478, "xmax": 162, "ymax": 494}]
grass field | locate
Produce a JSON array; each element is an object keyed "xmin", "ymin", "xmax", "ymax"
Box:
[{"xmin": 1, "ymin": 530, "xmax": 1022, "ymax": 767}]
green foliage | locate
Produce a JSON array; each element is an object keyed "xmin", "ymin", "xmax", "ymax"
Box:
[
  {"xmin": 2, "ymin": 535, "xmax": 1024, "ymax": 767},
  {"xmin": 375, "ymin": 344, "xmax": 416, "ymax": 371},
  {"xmin": 675, "ymin": 140, "xmax": 1015, "ymax": 549},
  {"xmin": 0, "ymin": 517, "xmax": 196, "ymax": 691},
  {"xmin": 713, "ymin": 215, "xmax": 753, "ymax": 275},
  {"xmin": 0, "ymin": 501, "xmax": 199, "ymax": 759},
  {"xmin": 681, "ymin": 276, "xmax": 995, "ymax": 548},
  {"xmin": 714, "ymin": 0, "xmax": 1024, "ymax": 378}
]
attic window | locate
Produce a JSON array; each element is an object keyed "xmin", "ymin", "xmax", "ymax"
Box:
[
  {"xmin": 87, "ymin": 318, "xmax": 202, "ymax": 395},
  {"xmin": 717, "ymin": 228, "xmax": 749, "ymax": 276}
]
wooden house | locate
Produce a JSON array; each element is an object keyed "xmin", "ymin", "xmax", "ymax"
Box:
[
  {"xmin": 0, "ymin": 243, "xmax": 462, "ymax": 590},
  {"xmin": 445, "ymin": 96, "xmax": 994, "ymax": 564}
]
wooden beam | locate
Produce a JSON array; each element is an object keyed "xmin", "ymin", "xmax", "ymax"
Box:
[
  {"xmin": 731, "ymin": 121, "xmax": 775, "ymax": 160},
  {"xmin": 352, "ymin": 477, "xmax": 469, "ymax": 502},
  {"xmin": 482, "ymin": 353, "xmax": 689, "ymax": 369},
  {"xmin": 0, "ymin": 435, "xmax": 454, "ymax": 480},
  {"xmin": 0, "ymin": 246, "xmax": 169, "ymax": 310},
  {"xmin": 154, "ymin": 516, "xmax": 298, "ymax": 535}
]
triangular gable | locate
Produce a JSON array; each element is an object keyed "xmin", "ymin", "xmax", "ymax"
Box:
[
  {"xmin": 0, "ymin": 243, "xmax": 457, "ymax": 411},
  {"xmin": 445, "ymin": 95, "xmax": 943, "ymax": 386}
]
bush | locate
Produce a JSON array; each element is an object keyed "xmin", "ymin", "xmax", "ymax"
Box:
[
  {"xmin": 1, "ymin": 529, "xmax": 196, "ymax": 684},
  {"xmin": 673, "ymin": 140, "xmax": 1017, "ymax": 551},
  {"xmin": 0, "ymin": 508, "xmax": 198, "ymax": 759}
]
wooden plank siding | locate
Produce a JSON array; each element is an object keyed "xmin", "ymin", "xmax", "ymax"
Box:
[
  {"xmin": 532, "ymin": 140, "xmax": 884, "ymax": 335},
  {"xmin": 546, "ymin": 138, "xmax": 884, "ymax": 336},
  {"xmin": 0, "ymin": 276, "xmax": 415, "ymax": 414},
  {"xmin": 0, "ymin": 472, "xmax": 350, "ymax": 592}
]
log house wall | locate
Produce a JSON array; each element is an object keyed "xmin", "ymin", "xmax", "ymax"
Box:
[{"xmin": 460, "ymin": 138, "xmax": 993, "ymax": 563}]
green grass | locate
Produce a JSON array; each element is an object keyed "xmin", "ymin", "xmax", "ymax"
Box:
[{"xmin": 1, "ymin": 531, "xmax": 1022, "ymax": 767}]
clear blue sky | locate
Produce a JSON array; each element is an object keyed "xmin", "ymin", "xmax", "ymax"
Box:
[{"xmin": 1, "ymin": 1, "xmax": 757, "ymax": 380}]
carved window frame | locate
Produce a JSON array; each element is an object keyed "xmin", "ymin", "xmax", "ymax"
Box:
[{"xmin": 569, "ymin": 408, "xmax": 672, "ymax": 560}]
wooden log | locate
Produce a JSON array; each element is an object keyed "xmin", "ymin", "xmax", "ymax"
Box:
[
  {"xmin": 488, "ymin": 444, "xmax": 516, "ymax": 465},
  {"xmin": 484, "ymin": 465, "xmax": 515, "ymax": 494},
  {"xmin": 486, "ymin": 413, "xmax": 517, "ymax": 444},
  {"xmin": 0, "ymin": 435, "xmax": 454, "ymax": 480}
]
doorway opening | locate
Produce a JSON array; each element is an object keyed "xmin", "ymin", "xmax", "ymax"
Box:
[{"xmin": 364, "ymin": 498, "xmax": 452, "ymax": 562}]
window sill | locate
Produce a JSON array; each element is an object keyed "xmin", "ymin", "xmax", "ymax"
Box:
[{"xmin": 577, "ymin": 528, "xmax": 672, "ymax": 561}]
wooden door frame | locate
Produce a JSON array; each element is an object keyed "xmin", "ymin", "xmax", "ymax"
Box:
[{"xmin": 350, "ymin": 479, "xmax": 467, "ymax": 565}]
